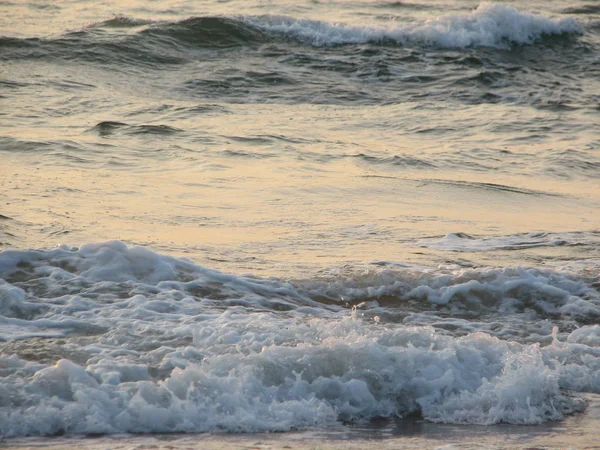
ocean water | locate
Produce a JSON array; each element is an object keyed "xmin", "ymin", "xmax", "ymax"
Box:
[{"xmin": 1, "ymin": 0, "xmax": 600, "ymax": 446}]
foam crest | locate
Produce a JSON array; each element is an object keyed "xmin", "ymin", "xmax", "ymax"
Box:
[
  {"xmin": 1, "ymin": 242, "xmax": 599, "ymax": 436},
  {"xmin": 1, "ymin": 242, "xmax": 598, "ymax": 340},
  {"xmin": 0, "ymin": 241, "xmax": 309, "ymax": 299},
  {"xmin": 302, "ymin": 265, "xmax": 600, "ymax": 321},
  {"xmin": 244, "ymin": 3, "xmax": 582, "ymax": 48},
  {"xmin": 0, "ymin": 320, "xmax": 596, "ymax": 437}
]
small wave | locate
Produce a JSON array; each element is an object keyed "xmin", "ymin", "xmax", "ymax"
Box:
[
  {"xmin": 353, "ymin": 153, "xmax": 437, "ymax": 168},
  {"xmin": 0, "ymin": 36, "xmax": 39, "ymax": 49},
  {"xmin": 0, "ymin": 136, "xmax": 54, "ymax": 153},
  {"xmin": 0, "ymin": 137, "xmax": 95, "ymax": 167},
  {"xmin": 561, "ymin": 5, "xmax": 600, "ymax": 15},
  {"xmin": 141, "ymin": 16, "xmax": 268, "ymax": 48},
  {"xmin": 91, "ymin": 121, "xmax": 183, "ymax": 137},
  {"xmin": 418, "ymin": 231, "xmax": 599, "ymax": 252},
  {"xmin": 304, "ymin": 263, "xmax": 600, "ymax": 322},
  {"xmin": 0, "ymin": 79, "xmax": 30, "ymax": 89},
  {"xmin": 414, "ymin": 179, "xmax": 558, "ymax": 196},
  {"xmin": 371, "ymin": 1, "xmax": 430, "ymax": 10},
  {"xmin": 544, "ymin": 149, "xmax": 600, "ymax": 179}
]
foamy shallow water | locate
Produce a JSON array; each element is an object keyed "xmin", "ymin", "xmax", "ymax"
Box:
[
  {"xmin": 4, "ymin": 392, "xmax": 600, "ymax": 448},
  {"xmin": 0, "ymin": 242, "xmax": 599, "ymax": 438}
]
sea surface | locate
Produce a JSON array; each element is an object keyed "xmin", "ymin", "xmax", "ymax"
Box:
[{"xmin": 1, "ymin": 0, "xmax": 600, "ymax": 448}]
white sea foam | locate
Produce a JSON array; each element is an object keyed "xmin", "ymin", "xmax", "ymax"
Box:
[
  {"xmin": 243, "ymin": 3, "xmax": 582, "ymax": 48},
  {"xmin": 302, "ymin": 265, "xmax": 600, "ymax": 321},
  {"xmin": 0, "ymin": 242, "xmax": 599, "ymax": 437},
  {"xmin": 567, "ymin": 325, "xmax": 600, "ymax": 347},
  {"xmin": 0, "ymin": 319, "xmax": 596, "ymax": 437}
]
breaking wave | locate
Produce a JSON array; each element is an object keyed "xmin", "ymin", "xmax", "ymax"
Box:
[
  {"xmin": 0, "ymin": 3, "xmax": 583, "ymax": 66},
  {"xmin": 0, "ymin": 242, "xmax": 599, "ymax": 436},
  {"xmin": 242, "ymin": 3, "xmax": 582, "ymax": 48}
]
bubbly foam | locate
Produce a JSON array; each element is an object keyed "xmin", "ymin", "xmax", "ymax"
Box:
[
  {"xmin": 418, "ymin": 231, "xmax": 599, "ymax": 252},
  {"xmin": 243, "ymin": 3, "xmax": 582, "ymax": 48},
  {"xmin": 0, "ymin": 321, "xmax": 596, "ymax": 437},
  {"xmin": 0, "ymin": 241, "xmax": 599, "ymax": 437}
]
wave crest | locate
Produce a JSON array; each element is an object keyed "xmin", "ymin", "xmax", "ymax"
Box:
[
  {"xmin": 74, "ymin": 3, "xmax": 586, "ymax": 50},
  {"xmin": 243, "ymin": 2, "xmax": 582, "ymax": 48}
]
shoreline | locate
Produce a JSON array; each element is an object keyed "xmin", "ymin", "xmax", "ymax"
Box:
[{"xmin": 3, "ymin": 394, "xmax": 599, "ymax": 450}]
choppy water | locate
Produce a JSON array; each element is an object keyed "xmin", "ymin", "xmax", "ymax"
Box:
[{"xmin": 1, "ymin": 0, "xmax": 600, "ymax": 440}]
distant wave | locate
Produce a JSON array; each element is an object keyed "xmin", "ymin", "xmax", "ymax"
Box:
[
  {"xmin": 91, "ymin": 121, "xmax": 183, "ymax": 136},
  {"xmin": 418, "ymin": 231, "xmax": 600, "ymax": 252},
  {"xmin": 1, "ymin": 2, "xmax": 583, "ymax": 61},
  {"xmin": 240, "ymin": 2, "xmax": 582, "ymax": 48},
  {"xmin": 0, "ymin": 241, "xmax": 599, "ymax": 436}
]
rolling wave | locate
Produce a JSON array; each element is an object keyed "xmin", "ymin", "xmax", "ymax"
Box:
[
  {"xmin": 0, "ymin": 241, "xmax": 599, "ymax": 436},
  {"xmin": 0, "ymin": 3, "xmax": 583, "ymax": 66},
  {"xmin": 242, "ymin": 3, "xmax": 582, "ymax": 48}
]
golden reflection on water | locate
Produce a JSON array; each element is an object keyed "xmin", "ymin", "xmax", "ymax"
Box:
[
  {"xmin": 2, "ymin": 8, "xmax": 599, "ymax": 275},
  {"xmin": 3, "ymin": 143, "xmax": 598, "ymax": 275}
]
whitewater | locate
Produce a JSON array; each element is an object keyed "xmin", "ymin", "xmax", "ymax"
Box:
[{"xmin": 1, "ymin": 0, "xmax": 600, "ymax": 448}]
